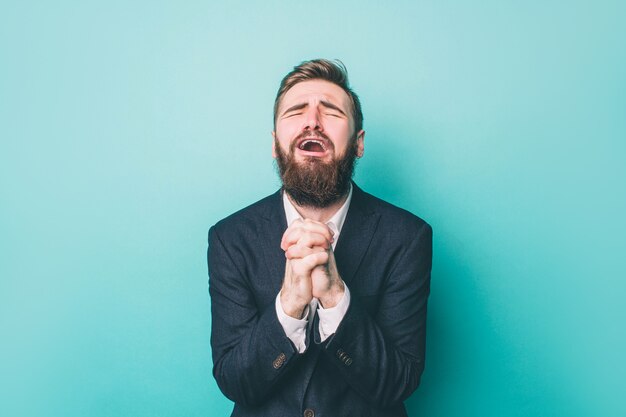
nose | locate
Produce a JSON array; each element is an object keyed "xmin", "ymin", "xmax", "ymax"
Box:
[{"xmin": 302, "ymin": 106, "xmax": 323, "ymax": 132}]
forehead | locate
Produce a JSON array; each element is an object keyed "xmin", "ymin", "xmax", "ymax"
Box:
[{"xmin": 279, "ymin": 79, "xmax": 352, "ymax": 112}]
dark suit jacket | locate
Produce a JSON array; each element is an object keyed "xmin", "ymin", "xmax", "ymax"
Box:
[{"xmin": 208, "ymin": 183, "xmax": 432, "ymax": 417}]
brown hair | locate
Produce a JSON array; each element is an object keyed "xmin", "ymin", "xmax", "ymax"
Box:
[{"xmin": 273, "ymin": 59, "xmax": 363, "ymax": 134}]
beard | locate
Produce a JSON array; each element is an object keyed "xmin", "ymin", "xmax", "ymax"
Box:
[{"xmin": 274, "ymin": 132, "xmax": 359, "ymax": 208}]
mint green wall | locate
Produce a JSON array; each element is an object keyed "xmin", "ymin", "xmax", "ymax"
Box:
[{"xmin": 1, "ymin": 1, "xmax": 625, "ymax": 416}]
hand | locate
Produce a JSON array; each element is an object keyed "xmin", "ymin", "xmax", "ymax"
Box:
[
  {"xmin": 280, "ymin": 220, "xmax": 345, "ymax": 317},
  {"xmin": 280, "ymin": 219, "xmax": 332, "ymax": 318},
  {"xmin": 281, "ymin": 219, "xmax": 334, "ymax": 254},
  {"xmin": 311, "ymin": 248, "xmax": 344, "ymax": 309}
]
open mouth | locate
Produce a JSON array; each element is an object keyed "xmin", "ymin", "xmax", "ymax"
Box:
[{"xmin": 297, "ymin": 138, "xmax": 327, "ymax": 154}]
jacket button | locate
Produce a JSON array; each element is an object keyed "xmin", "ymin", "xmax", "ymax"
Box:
[
  {"xmin": 303, "ymin": 409, "xmax": 314, "ymax": 417},
  {"xmin": 345, "ymin": 357, "xmax": 353, "ymax": 366},
  {"xmin": 272, "ymin": 352, "xmax": 286, "ymax": 369}
]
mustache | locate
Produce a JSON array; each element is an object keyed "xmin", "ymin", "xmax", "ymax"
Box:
[{"xmin": 274, "ymin": 135, "xmax": 358, "ymax": 208}]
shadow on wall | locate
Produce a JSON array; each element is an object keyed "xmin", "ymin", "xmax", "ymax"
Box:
[
  {"xmin": 355, "ymin": 125, "xmax": 422, "ymax": 207},
  {"xmin": 406, "ymin": 226, "xmax": 588, "ymax": 416},
  {"xmin": 359, "ymin": 123, "xmax": 586, "ymax": 416}
]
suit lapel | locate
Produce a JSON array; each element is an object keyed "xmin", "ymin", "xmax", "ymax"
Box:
[
  {"xmin": 258, "ymin": 190, "xmax": 288, "ymax": 290},
  {"xmin": 258, "ymin": 185, "xmax": 380, "ymax": 290},
  {"xmin": 334, "ymin": 184, "xmax": 380, "ymax": 286}
]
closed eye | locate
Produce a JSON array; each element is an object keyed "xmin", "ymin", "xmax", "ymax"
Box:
[
  {"xmin": 320, "ymin": 100, "xmax": 347, "ymax": 117},
  {"xmin": 281, "ymin": 103, "xmax": 308, "ymax": 118}
]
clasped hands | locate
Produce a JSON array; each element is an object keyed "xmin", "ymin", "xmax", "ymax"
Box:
[{"xmin": 280, "ymin": 219, "xmax": 345, "ymax": 319}]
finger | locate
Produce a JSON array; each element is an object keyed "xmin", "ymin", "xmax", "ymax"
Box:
[
  {"xmin": 289, "ymin": 250, "xmax": 329, "ymax": 277},
  {"xmin": 282, "ymin": 223, "xmax": 333, "ymax": 250},
  {"xmin": 283, "ymin": 231, "xmax": 330, "ymax": 253},
  {"xmin": 300, "ymin": 250, "xmax": 329, "ymax": 270},
  {"xmin": 285, "ymin": 244, "xmax": 326, "ymax": 260},
  {"xmin": 282, "ymin": 228, "xmax": 333, "ymax": 251},
  {"xmin": 298, "ymin": 232, "xmax": 331, "ymax": 250},
  {"xmin": 303, "ymin": 218, "xmax": 335, "ymax": 236},
  {"xmin": 281, "ymin": 220, "xmax": 334, "ymax": 250}
]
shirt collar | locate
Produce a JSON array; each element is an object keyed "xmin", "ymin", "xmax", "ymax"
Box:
[{"xmin": 282, "ymin": 183, "xmax": 353, "ymax": 239}]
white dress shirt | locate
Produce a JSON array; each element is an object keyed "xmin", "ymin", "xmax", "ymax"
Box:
[{"xmin": 275, "ymin": 185, "xmax": 353, "ymax": 353}]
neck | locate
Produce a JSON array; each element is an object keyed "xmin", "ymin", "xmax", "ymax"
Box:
[{"xmin": 286, "ymin": 192, "xmax": 349, "ymax": 223}]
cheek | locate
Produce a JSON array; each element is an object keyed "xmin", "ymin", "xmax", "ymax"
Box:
[
  {"xmin": 328, "ymin": 124, "xmax": 353, "ymax": 143},
  {"xmin": 324, "ymin": 117, "xmax": 352, "ymax": 133},
  {"xmin": 273, "ymin": 131, "xmax": 293, "ymax": 153},
  {"xmin": 275, "ymin": 121, "xmax": 299, "ymax": 140}
]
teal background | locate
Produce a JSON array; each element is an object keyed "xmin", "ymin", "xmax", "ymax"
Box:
[{"xmin": 1, "ymin": 1, "xmax": 625, "ymax": 416}]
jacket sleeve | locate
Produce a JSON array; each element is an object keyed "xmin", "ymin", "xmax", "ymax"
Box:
[
  {"xmin": 208, "ymin": 225, "xmax": 302, "ymax": 406},
  {"xmin": 315, "ymin": 222, "xmax": 433, "ymax": 408}
]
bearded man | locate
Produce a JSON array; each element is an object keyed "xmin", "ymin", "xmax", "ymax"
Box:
[{"xmin": 208, "ymin": 59, "xmax": 432, "ymax": 417}]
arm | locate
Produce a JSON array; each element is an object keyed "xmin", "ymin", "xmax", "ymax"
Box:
[
  {"xmin": 208, "ymin": 226, "xmax": 301, "ymax": 406},
  {"xmin": 316, "ymin": 222, "xmax": 433, "ymax": 408}
]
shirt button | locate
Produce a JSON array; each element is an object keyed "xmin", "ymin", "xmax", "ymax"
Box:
[{"xmin": 304, "ymin": 409, "xmax": 315, "ymax": 417}]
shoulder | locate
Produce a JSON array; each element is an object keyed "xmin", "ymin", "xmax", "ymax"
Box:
[
  {"xmin": 353, "ymin": 184, "xmax": 432, "ymax": 237},
  {"xmin": 209, "ymin": 189, "xmax": 283, "ymax": 239}
]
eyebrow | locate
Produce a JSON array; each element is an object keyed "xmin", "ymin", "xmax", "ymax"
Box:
[
  {"xmin": 281, "ymin": 102, "xmax": 308, "ymax": 116},
  {"xmin": 281, "ymin": 100, "xmax": 347, "ymax": 117},
  {"xmin": 320, "ymin": 100, "xmax": 347, "ymax": 116}
]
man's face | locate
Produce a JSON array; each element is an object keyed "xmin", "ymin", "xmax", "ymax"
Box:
[
  {"xmin": 273, "ymin": 80, "xmax": 364, "ymax": 162},
  {"xmin": 272, "ymin": 80, "xmax": 365, "ymax": 208}
]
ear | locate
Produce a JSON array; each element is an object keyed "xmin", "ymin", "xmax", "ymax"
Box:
[
  {"xmin": 355, "ymin": 130, "xmax": 365, "ymax": 158},
  {"xmin": 271, "ymin": 131, "xmax": 277, "ymax": 158}
]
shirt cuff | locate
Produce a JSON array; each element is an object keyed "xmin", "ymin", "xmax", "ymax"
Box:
[
  {"xmin": 317, "ymin": 284, "xmax": 351, "ymax": 342},
  {"xmin": 275, "ymin": 292, "xmax": 309, "ymax": 353}
]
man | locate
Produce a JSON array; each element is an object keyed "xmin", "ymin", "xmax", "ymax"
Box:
[{"xmin": 208, "ymin": 59, "xmax": 432, "ymax": 417}]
